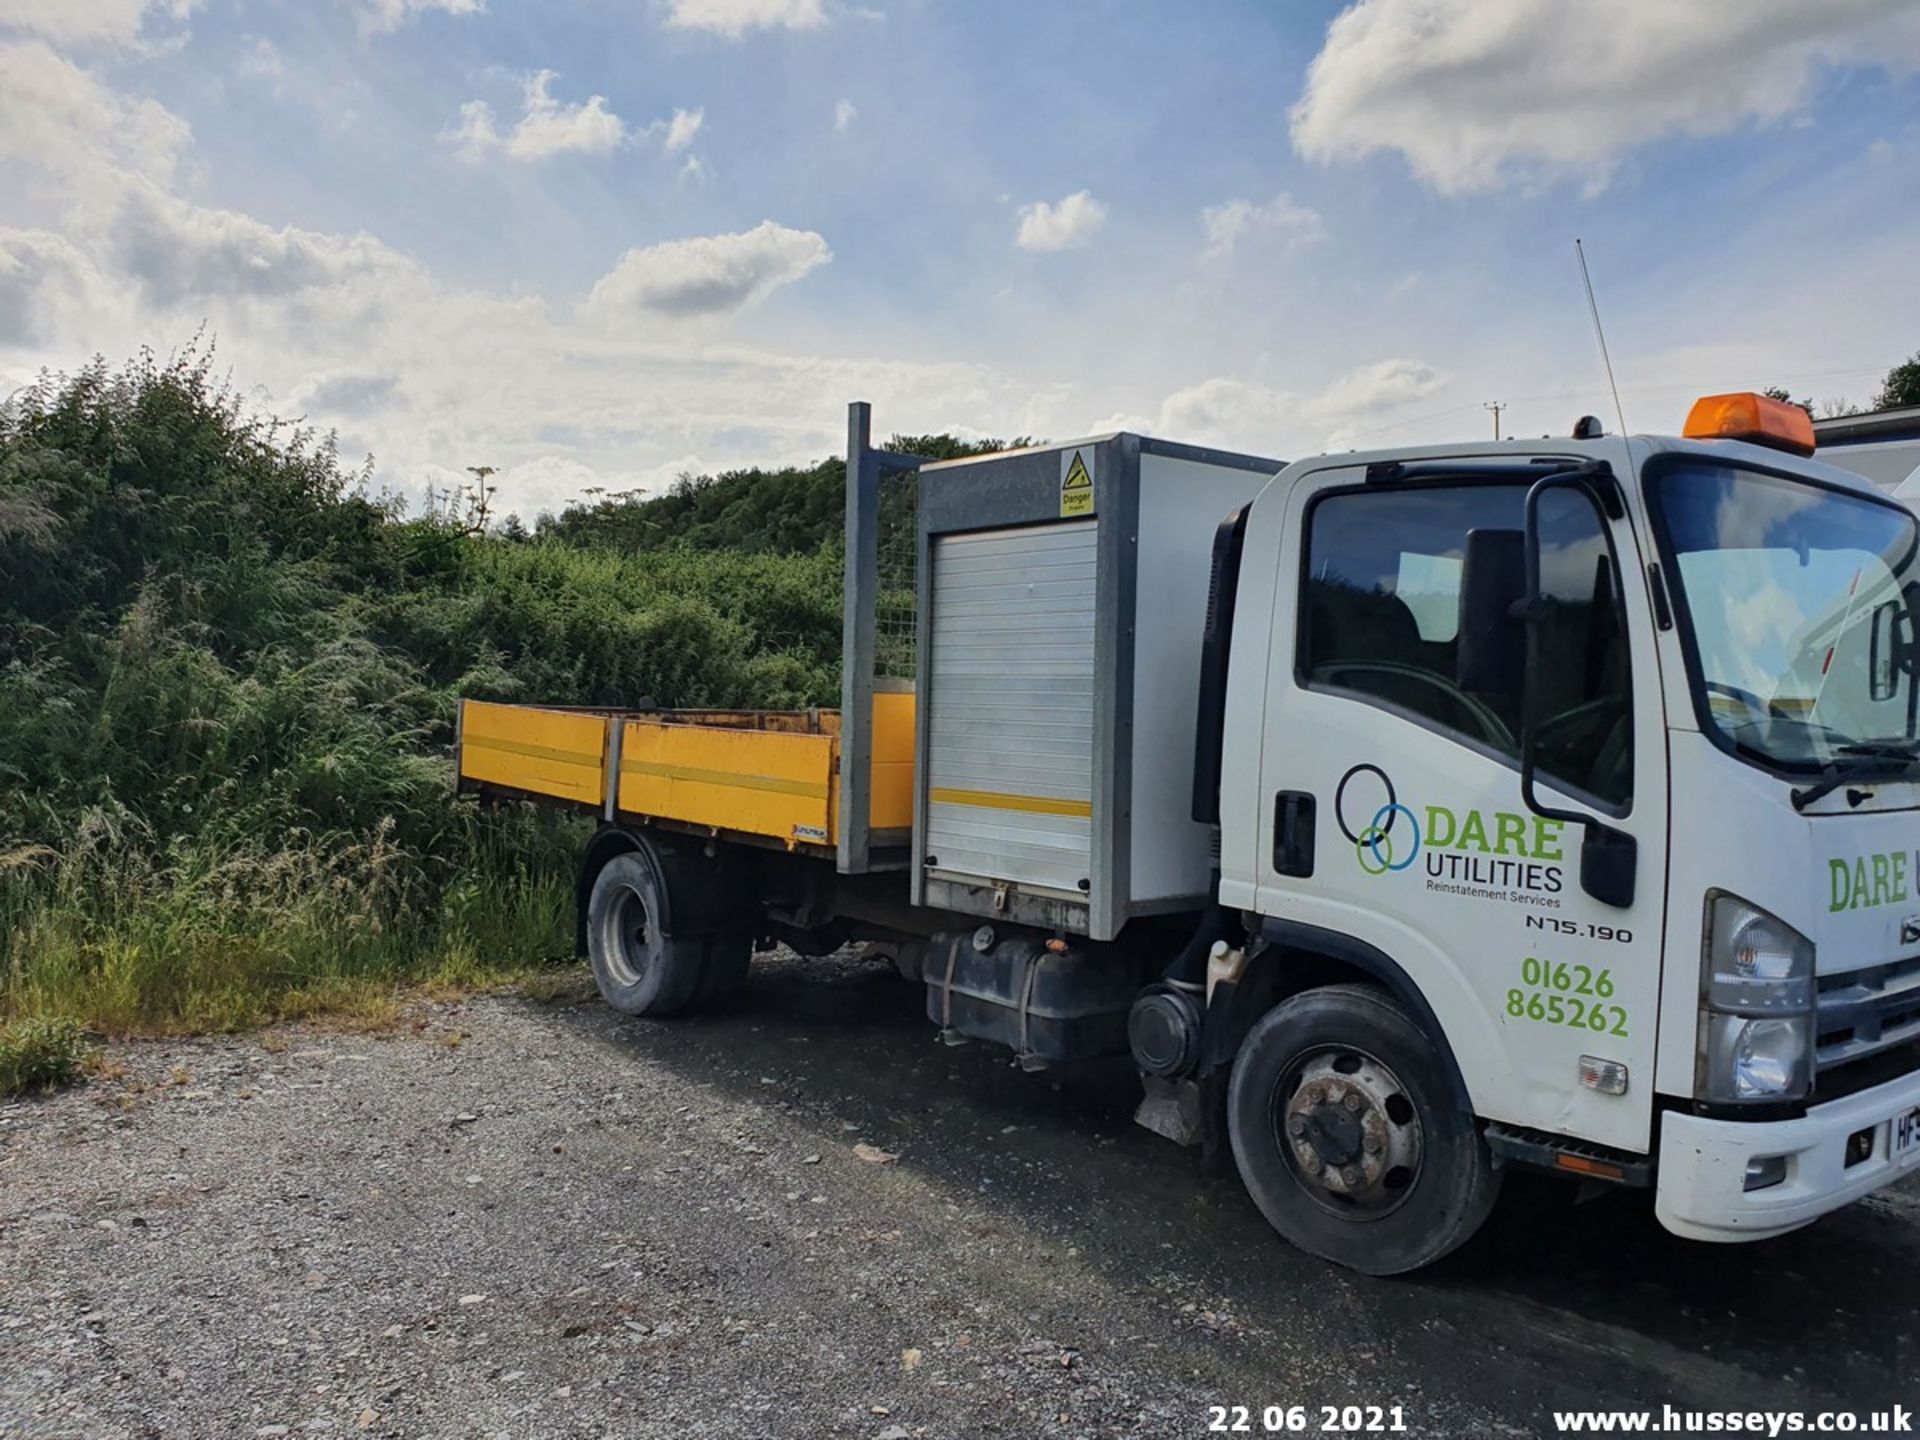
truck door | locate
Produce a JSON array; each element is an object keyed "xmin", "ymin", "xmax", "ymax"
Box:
[{"xmin": 1253, "ymin": 463, "xmax": 1668, "ymax": 1154}]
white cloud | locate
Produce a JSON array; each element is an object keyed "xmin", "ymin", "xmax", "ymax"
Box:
[
  {"xmin": 1200, "ymin": 192, "xmax": 1324, "ymax": 260},
  {"xmin": 0, "ymin": 228, "xmax": 109, "ymax": 344},
  {"xmin": 0, "ymin": 0, "xmax": 198, "ymax": 50},
  {"xmin": 238, "ymin": 36, "xmax": 283, "ymax": 87},
  {"xmin": 288, "ymin": 370, "xmax": 403, "ymax": 417},
  {"xmin": 1153, "ymin": 359, "xmax": 1450, "ymax": 451},
  {"xmin": 1154, "ymin": 378, "xmax": 1286, "ymax": 444},
  {"xmin": 833, "ymin": 98, "xmax": 857, "ymax": 134},
  {"xmin": 491, "ymin": 455, "xmax": 612, "ymax": 517},
  {"xmin": 350, "ymin": 0, "xmax": 483, "ymax": 38},
  {"xmin": 449, "ymin": 70, "xmax": 629, "ymax": 163},
  {"xmin": 1015, "ymin": 190, "xmax": 1107, "ymax": 253},
  {"xmin": 1291, "ymin": 0, "xmax": 1920, "ymax": 194},
  {"xmin": 106, "ymin": 183, "xmax": 417, "ymax": 307},
  {"xmin": 0, "ymin": 40, "xmax": 190, "ymax": 190},
  {"xmin": 663, "ymin": 107, "xmax": 704, "ymax": 153},
  {"xmin": 665, "ymin": 0, "xmax": 825, "ymax": 38},
  {"xmin": 1308, "ymin": 357, "xmax": 1448, "ymax": 424},
  {"xmin": 585, "ymin": 221, "xmax": 831, "ymax": 319}
]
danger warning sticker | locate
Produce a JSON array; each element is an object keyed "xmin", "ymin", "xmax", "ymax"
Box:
[{"xmin": 1060, "ymin": 448, "xmax": 1095, "ymax": 517}]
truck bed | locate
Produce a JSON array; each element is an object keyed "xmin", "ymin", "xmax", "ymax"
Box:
[{"xmin": 455, "ymin": 695, "xmax": 915, "ymax": 856}]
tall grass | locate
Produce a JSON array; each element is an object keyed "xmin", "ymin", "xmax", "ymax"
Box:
[
  {"xmin": 0, "ymin": 810, "xmax": 578, "ymax": 1035},
  {"xmin": 0, "ymin": 346, "xmax": 858, "ymax": 1051}
]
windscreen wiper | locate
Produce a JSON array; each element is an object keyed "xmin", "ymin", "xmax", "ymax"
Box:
[
  {"xmin": 1791, "ymin": 744, "xmax": 1920, "ymax": 811},
  {"xmin": 1835, "ymin": 739, "xmax": 1920, "ymax": 761}
]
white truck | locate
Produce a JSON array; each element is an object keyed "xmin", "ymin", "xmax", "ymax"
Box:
[{"xmin": 459, "ymin": 392, "xmax": 1920, "ymax": 1274}]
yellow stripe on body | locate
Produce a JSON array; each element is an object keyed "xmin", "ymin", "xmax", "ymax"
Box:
[
  {"xmin": 462, "ymin": 733, "xmax": 602, "ymax": 769},
  {"xmin": 620, "ymin": 757, "xmax": 829, "ymax": 800},
  {"xmin": 929, "ymin": 786, "xmax": 1093, "ymax": 819}
]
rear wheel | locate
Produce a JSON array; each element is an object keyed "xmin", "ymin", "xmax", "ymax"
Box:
[
  {"xmin": 1226, "ymin": 984, "xmax": 1499, "ymax": 1275},
  {"xmin": 586, "ymin": 849, "xmax": 743, "ymax": 1016}
]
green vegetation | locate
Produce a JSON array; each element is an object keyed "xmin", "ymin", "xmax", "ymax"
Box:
[
  {"xmin": 0, "ymin": 345, "xmax": 1008, "ymax": 1070},
  {"xmin": 1767, "ymin": 351, "xmax": 1920, "ymax": 420},
  {"xmin": 1878, "ymin": 352, "xmax": 1920, "ymax": 411},
  {"xmin": 0, "ymin": 1015, "xmax": 89, "ymax": 1095},
  {"xmin": 532, "ymin": 431, "xmax": 1021, "ymax": 556}
]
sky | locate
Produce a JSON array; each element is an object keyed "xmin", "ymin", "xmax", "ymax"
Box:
[{"xmin": 1, "ymin": 0, "xmax": 1918, "ymax": 521}]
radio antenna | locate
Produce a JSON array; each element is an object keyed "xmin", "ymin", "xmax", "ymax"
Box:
[{"xmin": 1575, "ymin": 238, "xmax": 1629, "ymax": 439}]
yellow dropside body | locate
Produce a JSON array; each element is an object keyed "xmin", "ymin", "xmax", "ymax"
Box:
[{"xmin": 457, "ymin": 694, "xmax": 917, "ymax": 847}]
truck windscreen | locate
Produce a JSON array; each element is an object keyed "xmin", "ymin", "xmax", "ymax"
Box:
[{"xmin": 1649, "ymin": 460, "xmax": 1920, "ymax": 773}]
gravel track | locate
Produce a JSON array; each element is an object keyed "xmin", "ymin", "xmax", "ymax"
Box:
[{"xmin": 3, "ymin": 951, "xmax": 1916, "ymax": 1439}]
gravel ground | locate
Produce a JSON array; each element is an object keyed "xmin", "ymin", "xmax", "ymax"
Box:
[{"xmin": 3, "ymin": 950, "xmax": 1916, "ymax": 1440}]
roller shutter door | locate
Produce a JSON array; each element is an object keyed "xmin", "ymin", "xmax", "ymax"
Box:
[{"xmin": 925, "ymin": 522, "xmax": 1096, "ymax": 895}]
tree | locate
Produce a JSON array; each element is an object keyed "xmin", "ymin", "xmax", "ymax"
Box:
[
  {"xmin": 534, "ymin": 433, "xmax": 1029, "ymax": 556},
  {"xmin": 1763, "ymin": 387, "xmax": 1814, "ymax": 417},
  {"xmin": 1763, "ymin": 388, "xmax": 1862, "ymax": 420},
  {"xmin": 1877, "ymin": 352, "xmax": 1920, "ymax": 410}
]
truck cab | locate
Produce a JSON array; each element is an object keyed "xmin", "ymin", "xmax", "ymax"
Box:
[{"xmin": 1208, "ymin": 393, "xmax": 1920, "ymax": 1270}]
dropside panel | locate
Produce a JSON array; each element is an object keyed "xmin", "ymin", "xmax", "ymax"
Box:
[
  {"xmin": 618, "ymin": 720, "xmax": 835, "ymax": 846},
  {"xmin": 458, "ymin": 701, "xmax": 607, "ymax": 807},
  {"xmin": 869, "ymin": 689, "xmax": 917, "ymax": 834}
]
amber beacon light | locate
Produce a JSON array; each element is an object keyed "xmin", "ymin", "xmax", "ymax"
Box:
[{"xmin": 1681, "ymin": 391, "xmax": 1817, "ymax": 457}]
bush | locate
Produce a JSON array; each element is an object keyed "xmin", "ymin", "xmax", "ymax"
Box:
[
  {"xmin": 0, "ymin": 346, "xmax": 1009, "ymax": 1035},
  {"xmin": 0, "ymin": 349, "xmax": 782, "ymax": 1032},
  {"xmin": 0, "ymin": 1016, "xmax": 89, "ymax": 1096}
]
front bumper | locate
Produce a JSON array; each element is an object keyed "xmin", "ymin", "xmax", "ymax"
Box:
[{"xmin": 1655, "ymin": 1066, "xmax": 1920, "ymax": 1242}]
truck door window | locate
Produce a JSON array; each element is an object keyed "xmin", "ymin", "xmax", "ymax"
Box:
[
  {"xmin": 1302, "ymin": 482, "xmax": 1634, "ymax": 809},
  {"xmin": 1530, "ymin": 487, "xmax": 1635, "ymax": 808}
]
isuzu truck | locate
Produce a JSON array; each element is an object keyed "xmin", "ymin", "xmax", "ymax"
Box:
[{"xmin": 458, "ymin": 392, "xmax": 1920, "ymax": 1274}]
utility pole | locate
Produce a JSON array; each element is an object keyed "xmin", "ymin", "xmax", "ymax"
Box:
[{"xmin": 1483, "ymin": 401, "xmax": 1506, "ymax": 442}]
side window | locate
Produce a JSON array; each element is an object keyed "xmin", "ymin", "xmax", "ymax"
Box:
[
  {"xmin": 1301, "ymin": 482, "xmax": 1634, "ymax": 808},
  {"xmin": 1530, "ymin": 488, "xmax": 1635, "ymax": 807}
]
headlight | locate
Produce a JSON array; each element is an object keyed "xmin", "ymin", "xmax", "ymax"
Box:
[
  {"xmin": 1700, "ymin": 1015, "xmax": 1811, "ymax": 1102},
  {"xmin": 1704, "ymin": 893, "xmax": 1814, "ymax": 1014},
  {"xmin": 1698, "ymin": 892, "xmax": 1814, "ymax": 1103}
]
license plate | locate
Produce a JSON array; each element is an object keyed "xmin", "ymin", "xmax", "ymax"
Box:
[{"xmin": 1896, "ymin": 1105, "xmax": 1920, "ymax": 1161}]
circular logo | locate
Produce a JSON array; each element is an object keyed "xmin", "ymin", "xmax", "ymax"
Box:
[
  {"xmin": 1335, "ymin": 765, "xmax": 1422, "ymax": 876},
  {"xmin": 1356, "ymin": 802, "xmax": 1422, "ymax": 874},
  {"xmin": 1334, "ymin": 763, "xmax": 1396, "ymax": 845}
]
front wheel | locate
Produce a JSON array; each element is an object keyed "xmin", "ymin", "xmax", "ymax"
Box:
[{"xmin": 1226, "ymin": 984, "xmax": 1499, "ymax": 1275}]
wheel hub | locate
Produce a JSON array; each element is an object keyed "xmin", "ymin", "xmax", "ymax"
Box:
[
  {"xmin": 602, "ymin": 885, "xmax": 653, "ymax": 988},
  {"xmin": 1281, "ymin": 1050, "xmax": 1422, "ymax": 1214}
]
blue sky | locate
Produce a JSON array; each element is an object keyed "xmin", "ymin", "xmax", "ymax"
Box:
[{"xmin": 2, "ymin": 0, "xmax": 1918, "ymax": 518}]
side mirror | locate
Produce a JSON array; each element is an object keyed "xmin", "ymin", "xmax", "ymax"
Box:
[
  {"xmin": 1456, "ymin": 528, "xmax": 1526, "ymax": 697},
  {"xmin": 1870, "ymin": 600, "xmax": 1901, "ymax": 702},
  {"xmin": 1520, "ymin": 476, "xmax": 1636, "ymax": 910}
]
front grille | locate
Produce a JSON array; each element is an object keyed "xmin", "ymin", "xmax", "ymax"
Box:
[{"xmin": 1816, "ymin": 954, "xmax": 1920, "ymax": 1077}]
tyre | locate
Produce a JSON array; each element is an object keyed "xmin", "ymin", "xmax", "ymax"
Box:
[
  {"xmin": 1226, "ymin": 983, "xmax": 1500, "ymax": 1275},
  {"xmin": 584, "ymin": 850, "xmax": 708, "ymax": 1016}
]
